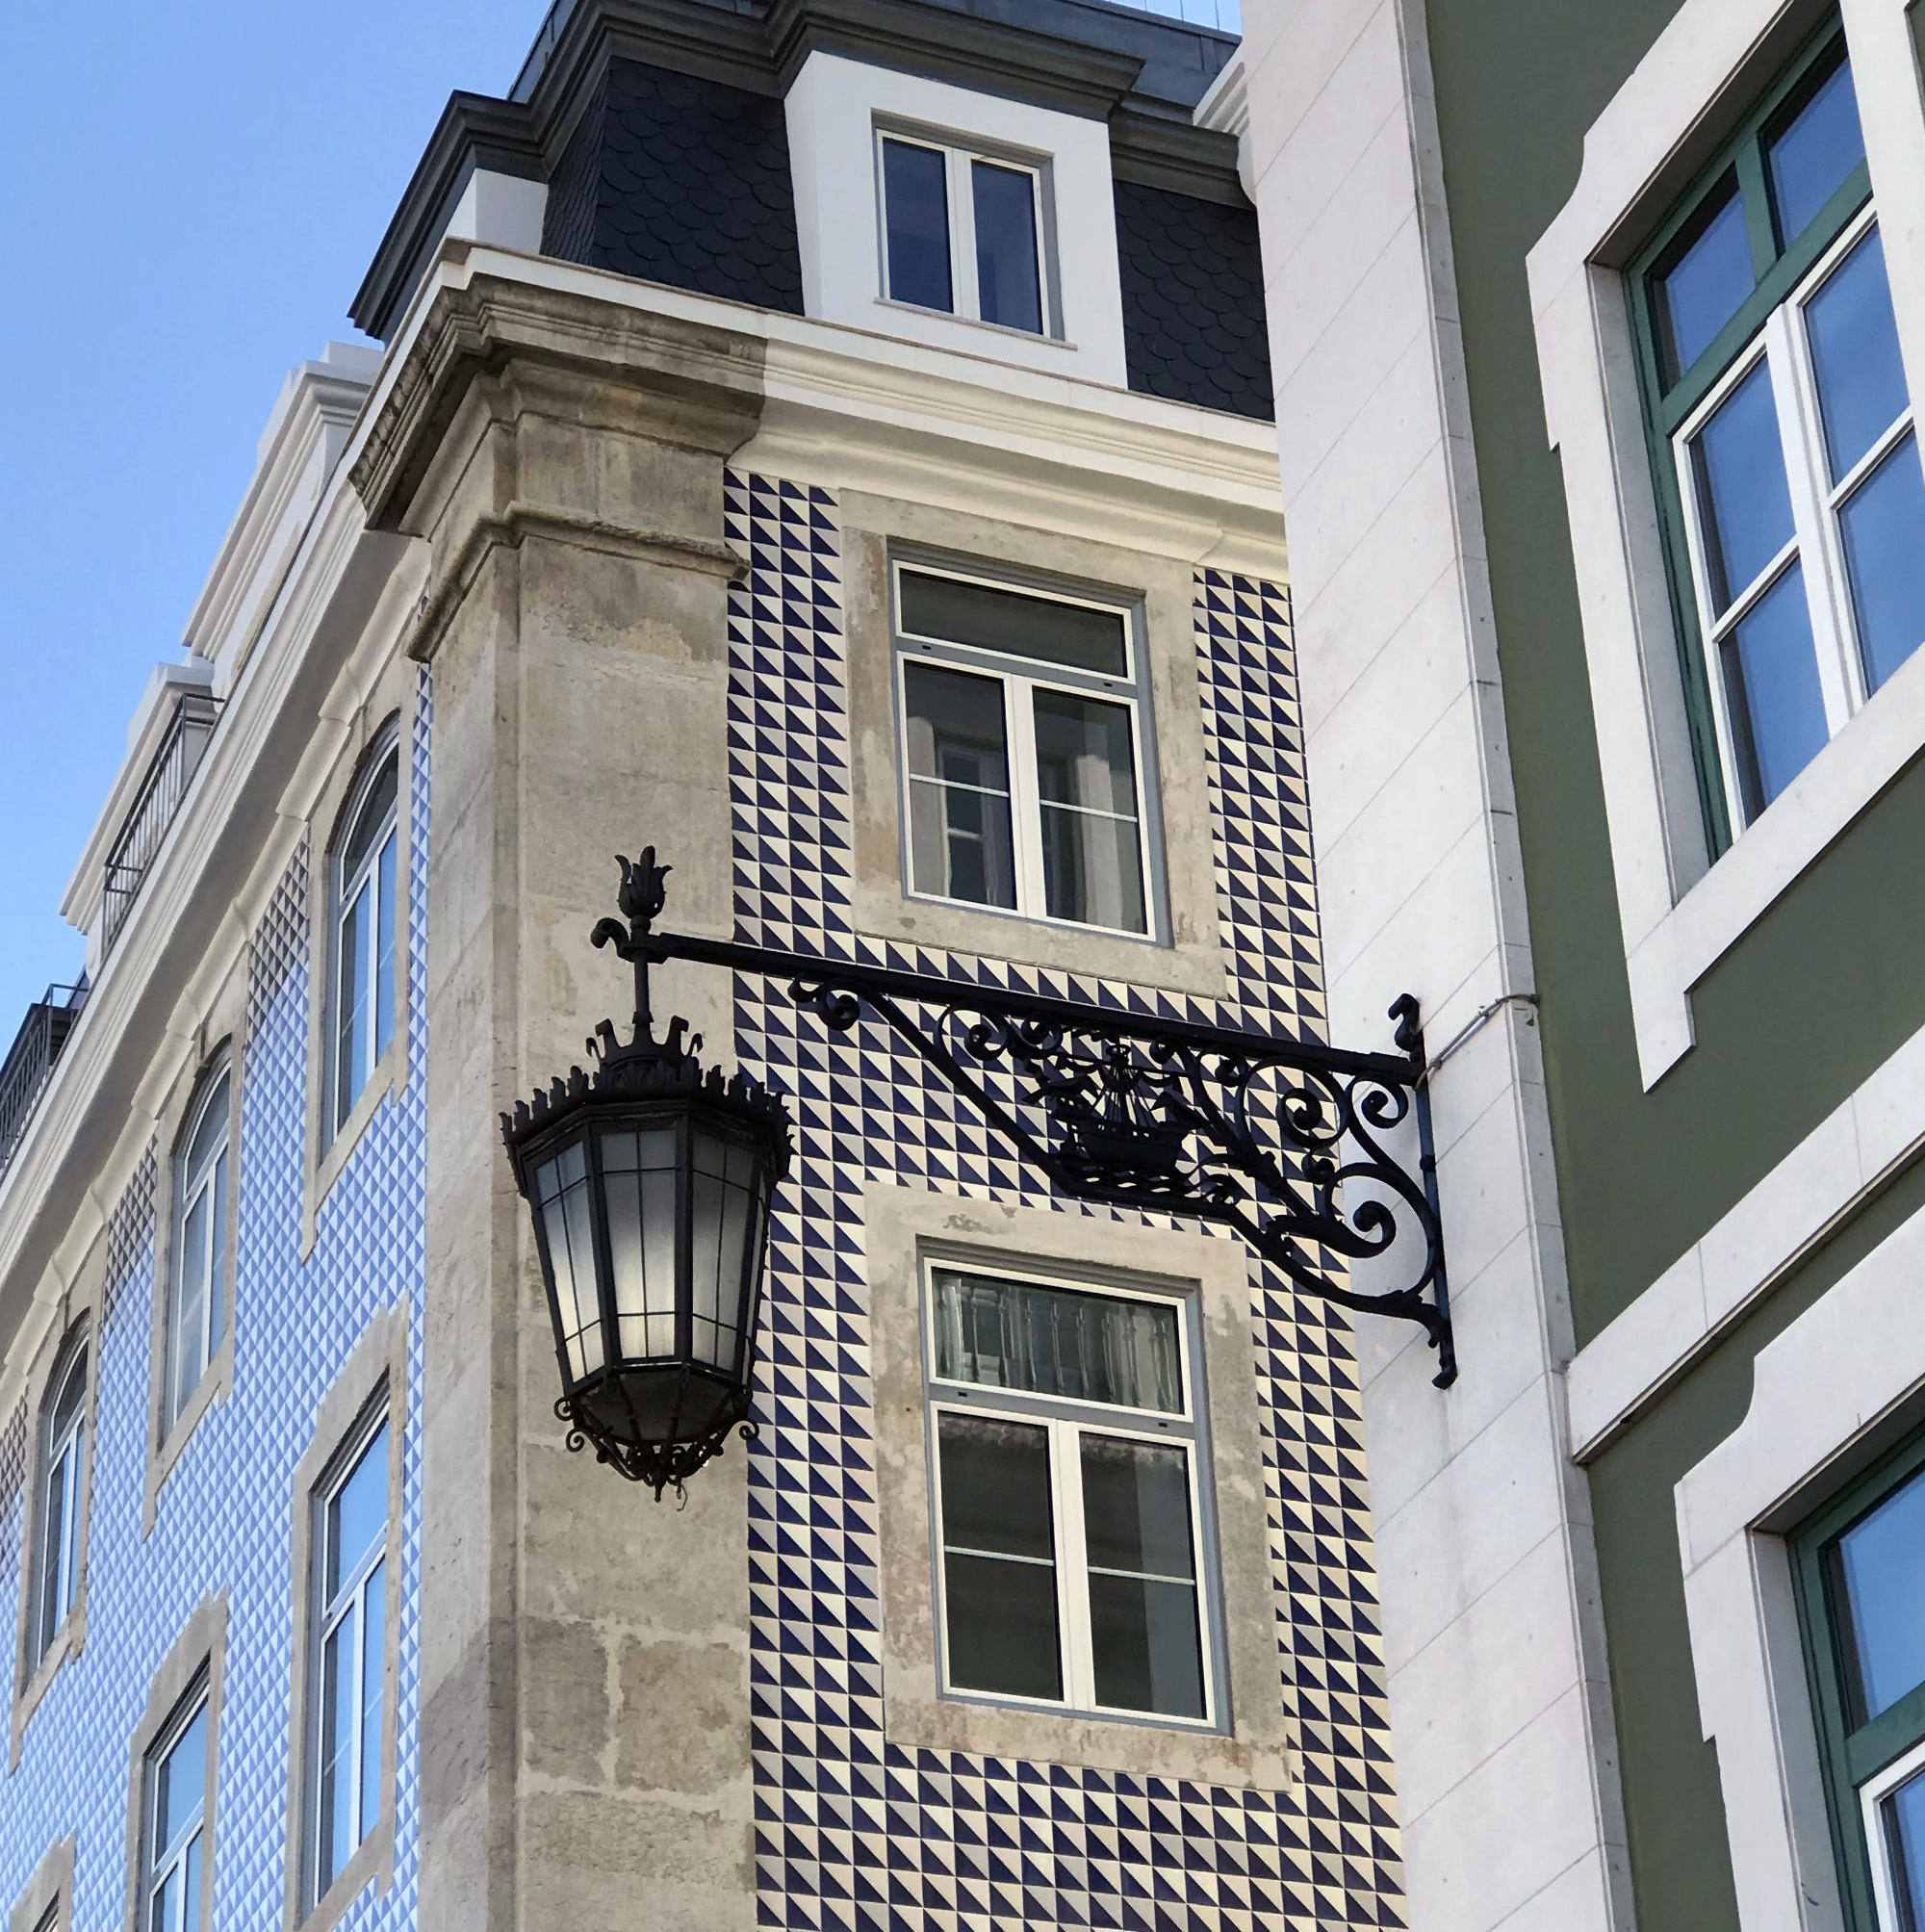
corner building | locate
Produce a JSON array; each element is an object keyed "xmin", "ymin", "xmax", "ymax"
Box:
[{"xmin": 0, "ymin": 4, "xmax": 1411, "ymax": 1930}]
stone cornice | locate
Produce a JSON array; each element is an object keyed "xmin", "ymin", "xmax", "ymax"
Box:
[
  {"xmin": 349, "ymin": 267, "xmax": 769, "ymax": 533},
  {"xmin": 1109, "ymin": 102, "xmax": 1248, "ymax": 208}
]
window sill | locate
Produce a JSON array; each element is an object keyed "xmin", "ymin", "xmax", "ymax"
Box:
[
  {"xmin": 292, "ymin": 1820, "xmax": 391, "ymax": 1932},
  {"xmin": 1625, "ymin": 639, "xmax": 1925, "ymax": 1085},
  {"xmin": 874, "ymin": 296, "xmax": 1076, "ymax": 353}
]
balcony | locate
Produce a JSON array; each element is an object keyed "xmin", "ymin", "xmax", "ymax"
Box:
[
  {"xmin": 0, "ymin": 981, "xmax": 88, "ymax": 1178},
  {"xmin": 102, "ymin": 689, "xmax": 220, "ymax": 954}
]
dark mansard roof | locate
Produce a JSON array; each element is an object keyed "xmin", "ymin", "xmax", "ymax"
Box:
[{"xmin": 352, "ymin": 0, "xmax": 1272, "ymax": 423}]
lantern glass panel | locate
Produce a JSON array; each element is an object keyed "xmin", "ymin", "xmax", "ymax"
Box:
[
  {"xmin": 599, "ymin": 1126, "xmax": 680, "ymax": 1358},
  {"xmin": 691, "ymin": 1132, "xmax": 760, "ymax": 1370},
  {"xmin": 534, "ymin": 1142, "xmax": 603, "ymax": 1381}
]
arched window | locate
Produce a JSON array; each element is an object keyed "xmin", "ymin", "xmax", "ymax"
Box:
[
  {"xmin": 331, "ymin": 734, "xmax": 400, "ymax": 1136},
  {"xmin": 34, "ymin": 1329, "xmax": 87, "ymax": 1664},
  {"xmin": 168, "ymin": 1060, "xmax": 231, "ymax": 1429}
]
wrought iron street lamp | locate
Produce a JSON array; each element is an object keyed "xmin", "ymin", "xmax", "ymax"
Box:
[
  {"xmin": 507, "ymin": 843, "xmax": 1456, "ymax": 1498},
  {"xmin": 500, "ymin": 852, "xmax": 791, "ymax": 1498}
]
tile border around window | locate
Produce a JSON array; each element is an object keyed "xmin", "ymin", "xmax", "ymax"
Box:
[
  {"xmin": 839, "ymin": 500, "xmax": 1232, "ymax": 997},
  {"xmin": 1674, "ymin": 1193, "xmax": 1925, "ymax": 1932},
  {"xmin": 1525, "ymin": 0, "xmax": 1925, "ymax": 1089},
  {"xmin": 120, "ymin": 1591, "xmax": 226, "ymax": 1932},
  {"xmin": 863, "ymin": 1181, "xmax": 1296, "ymax": 1790},
  {"xmin": 143, "ymin": 991, "xmax": 247, "ymax": 1533},
  {"xmin": 283, "ymin": 1303, "xmax": 408, "ymax": 1932},
  {"xmin": 301, "ymin": 652, "xmax": 419, "ymax": 1256},
  {"xmin": 9, "ymin": 1235, "xmax": 106, "ymax": 1770},
  {"xmin": 7, "ymin": 1834, "xmax": 73, "ymax": 1932}
]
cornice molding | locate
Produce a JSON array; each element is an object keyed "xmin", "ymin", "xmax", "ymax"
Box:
[
  {"xmin": 349, "ymin": 94, "xmax": 545, "ymax": 342},
  {"xmin": 349, "ymin": 264, "xmax": 769, "ymax": 532},
  {"xmin": 410, "ymin": 501, "xmax": 746, "ymax": 662},
  {"xmin": 1110, "ymin": 103, "xmax": 1248, "ymax": 208}
]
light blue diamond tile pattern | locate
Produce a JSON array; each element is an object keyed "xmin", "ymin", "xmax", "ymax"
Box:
[
  {"xmin": 722, "ymin": 474, "xmax": 1404, "ymax": 1932},
  {"xmin": 0, "ymin": 667, "xmax": 433, "ymax": 1930}
]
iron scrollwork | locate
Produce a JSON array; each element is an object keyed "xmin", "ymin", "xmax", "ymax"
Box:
[{"xmin": 629, "ymin": 865, "xmax": 1455, "ymax": 1388}]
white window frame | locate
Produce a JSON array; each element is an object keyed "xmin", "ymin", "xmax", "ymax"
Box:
[
  {"xmin": 327, "ymin": 734, "xmax": 400, "ymax": 1141},
  {"xmin": 891, "ymin": 558, "xmax": 1164, "ymax": 941},
  {"xmin": 33, "ymin": 1340, "xmax": 86, "ymax": 1668},
  {"xmin": 923, "ymin": 1262, "xmax": 1221, "ymax": 1730},
  {"xmin": 1526, "ymin": 0, "xmax": 1925, "ymax": 1088},
  {"xmin": 303, "ymin": 1396, "xmax": 390, "ymax": 1917},
  {"xmin": 141, "ymin": 1679, "xmax": 210, "ymax": 1932},
  {"xmin": 1674, "ymin": 205, "xmax": 1917, "ymax": 833},
  {"xmin": 1861, "ymin": 1732, "xmax": 1925, "ymax": 1930},
  {"xmin": 874, "ymin": 125, "xmax": 1056, "ymax": 339},
  {"xmin": 167, "ymin": 1060, "xmax": 231, "ymax": 1433}
]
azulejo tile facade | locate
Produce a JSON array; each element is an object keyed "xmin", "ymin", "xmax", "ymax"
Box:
[
  {"xmin": 725, "ymin": 474, "xmax": 1402, "ymax": 1932},
  {"xmin": 0, "ymin": 672, "xmax": 433, "ymax": 1929}
]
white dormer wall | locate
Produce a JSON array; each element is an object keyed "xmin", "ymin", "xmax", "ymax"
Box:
[
  {"xmin": 784, "ymin": 52, "xmax": 1130, "ymax": 387},
  {"xmin": 184, "ymin": 343, "xmax": 382, "ymax": 697},
  {"xmin": 446, "ymin": 168, "xmax": 548, "ymax": 254}
]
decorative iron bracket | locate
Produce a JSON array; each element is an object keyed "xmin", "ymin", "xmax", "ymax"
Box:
[{"xmin": 616, "ymin": 849, "xmax": 1455, "ymax": 1388}]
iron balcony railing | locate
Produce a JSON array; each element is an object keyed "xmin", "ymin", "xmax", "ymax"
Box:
[
  {"xmin": 102, "ymin": 690, "xmax": 220, "ymax": 954},
  {"xmin": 0, "ymin": 980, "xmax": 89, "ymax": 1179}
]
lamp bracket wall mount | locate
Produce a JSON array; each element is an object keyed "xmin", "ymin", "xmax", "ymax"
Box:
[{"xmin": 609, "ymin": 848, "xmax": 1456, "ymax": 1387}]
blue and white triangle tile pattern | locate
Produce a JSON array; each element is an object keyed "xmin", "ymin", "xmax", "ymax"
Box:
[{"xmin": 723, "ymin": 472, "xmax": 1404, "ymax": 1932}]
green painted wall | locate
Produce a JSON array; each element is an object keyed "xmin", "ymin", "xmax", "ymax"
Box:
[
  {"xmin": 1419, "ymin": 0, "xmax": 1925, "ymax": 1348},
  {"xmin": 1584, "ymin": 1155, "xmax": 1925, "ymax": 1927}
]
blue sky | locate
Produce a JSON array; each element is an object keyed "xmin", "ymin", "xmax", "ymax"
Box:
[
  {"xmin": 0, "ymin": 0, "xmax": 1237, "ymax": 1043},
  {"xmin": 0, "ymin": 0, "xmax": 540, "ymax": 1033}
]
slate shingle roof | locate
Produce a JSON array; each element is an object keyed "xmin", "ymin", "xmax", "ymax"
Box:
[
  {"xmin": 1114, "ymin": 178, "xmax": 1274, "ymax": 421},
  {"xmin": 544, "ymin": 59, "xmax": 806, "ymax": 315}
]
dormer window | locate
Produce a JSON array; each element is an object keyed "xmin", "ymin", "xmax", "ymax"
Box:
[{"xmin": 880, "ymin": 131, "xmax": 1049, "ymax": 337}]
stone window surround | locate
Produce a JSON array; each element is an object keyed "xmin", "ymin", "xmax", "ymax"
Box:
[
  {"xmin": 863, "ymin": 1181, "xmax": 1296, "ymax": 1791},
  {"xmin": 1673, "ymin": 1192, "xmax": 1925, "ymax": 1932},
  {"xmin": 120, "ymin": 1592, "xmax": 227, "ymax": 1932},
  {"xmin": 143, "ymin": 992, "xmax": 247, "ymax": 1533},
  {"xmin": 283, "ymin": 1303, "xmax": 408, "ymax": 1932},
  {"xmin": 783, "ymin": 51, "xmax": 1130, "ymax": 388},
  {"xmin": 301, "ymin": 651, "xmax": 419, "ymax": 1258},
  {"xmin": 888, "ymin": 549, "xmax": 1170, "ymax": 945},
  {"xmin": 1524, "ymin": 0, "xmax": 1925, "ymax": 1090},
  {"xmin": 7, "ymin": 1834, "xmax": 73, "ymax": 1932},
  {"xmin": 10, "ymin": 1241, "xmax": 107, "ymax": 1771},
  {"xmin": 839, "ymin": 491, "xmax": 1232, "ymax": 1001}
]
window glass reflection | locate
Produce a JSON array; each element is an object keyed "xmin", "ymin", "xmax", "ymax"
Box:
[
  {"xmin": 1767, "ymin": 51, "xmax": 1865, "ymax": 246},
  {"xmin": 1833, "ymin": 1463, "xmax": 1925, "ymax": 1723},
  {"xmin": 1656, "ymin": 180, "xmax": 1755, "ymax": 382}
]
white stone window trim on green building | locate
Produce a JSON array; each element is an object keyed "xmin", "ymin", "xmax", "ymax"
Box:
[
  {"xmin": 1674, "ymin": 1198, "xmax": 1925, "ymax": 1932},
  {"xmin": 1526, "ymin": 0, "xmax": 1925, "ymax": 1089}
]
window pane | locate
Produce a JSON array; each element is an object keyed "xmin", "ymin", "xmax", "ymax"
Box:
[
  {"xmin": 38, "ymin": 1449, "xmax": 69, "ymax": 1649},
  {"xmin": 1841, "ymin": 430, "xmax": 1925, "ymax": 693},
  {"xmin": 1034, "ymin": 690, "xmax": 1146, "ymax": 932},
  {"xmin": 1766, "ymin": 49, "xmax": 1865, "ymax": 247},
  {"xmin": 1082, "ymin": 1437, "xmax": 1204, "ymax": 1716},
  {"xmin": 1807, "ymin": 227, "xmax": 1908, "ymax": 483},
  {"xmin": 180, "ymin": 1838, "xmax": 202, "ymax": 1932},
  {"xmin": 1655, "ymin": 178, "xmax": 1755, "ymax": 383},
  {"xmin": 1690, "ymin": 358, "xmax": 1796, "ymax": 612},
  {"xmin": 359, "ymin": 1558, "xmax": 385, "ymax": 1843},
  {"xmin": 1834, "ymin": 1463, "xmax": 1925, "ymax": 1721},
  {"xmin": 937, "ymin": 1413, "xmax": 1061, "ymax": 1699},
  {"xmin": 374, "ymin": 832, "xmax": 397, "ymax": 1062},
  {"xmin": 50, "ymin": 1347, "xmax": 85, "ymax": 1438},
  {"xmin": 342, "ymin": 755, "xmax": 398, "ymax": 885},
  {"xmin": 1884, "ymin": 1765, "xmax": 1925, "ymax": 1932},
  {"xmin": 173, "ymin": 1188, "xmax": 211, "ymax": 1421},
  {"xmin": 156, "ymin": 1701, "xmax": 208, "ymax": 1854},
  {"xmin": 184, "ymin": 1076, "xmax": 228, "ymax": 1183},
  {"xmin": 900, "ymin": 571, "xmax": 1128, "ymax": 677},
  {"xmin": 207, "ymin": 1149, "xmax": 226, "ymax": 1361},
  {"xmin": 904, "ymin": 662, "xmax": 1017, "ymax": 909},
  {"xmin": 326, "ymin": 1422, "xmax": 389, "ymax": 1603},
  {"xmin": 933, "ymin": 1271, "xmax": 1182, "ymax": 1413},
  {"xmin": 972, "ymin": 160, "xmax": 1042, "ymax": 334},
  {"xmin": 938, "ymin": 1412, "xmax": 1054, "ymax": 1558},
  {"xmin": 318, "ymin": 1611, "xmax": 354, "ymax": 1893},
  {"xmin": 1721, "ymin": 562, "xmax": 1829, "ymax": 816},
  {"xmin": 336, "ymin": 879, "xmax": 371, "ymax": 1124},
  {"xmin": 884, "ymin": 139, "xmax": 952, "ymax": 313}
]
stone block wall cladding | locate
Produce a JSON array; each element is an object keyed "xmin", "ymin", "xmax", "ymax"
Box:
[
  {"xmin": 724, "ymin": 472, "xmax": 1404, "ymax": 1932},
  {"xmin": 0, "ymin": 669, "xmax": 433, "ymax": 1928}
]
